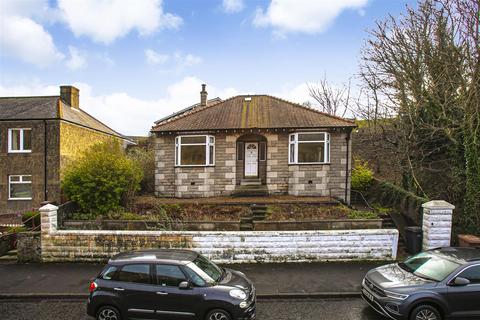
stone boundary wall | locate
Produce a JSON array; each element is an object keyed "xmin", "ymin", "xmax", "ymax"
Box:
[{"xmin": 41, "ymin": 204, "xmax": 399, "ymax": 263}]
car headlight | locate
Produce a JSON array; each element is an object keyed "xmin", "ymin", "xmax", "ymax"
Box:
[
  {"xmin": 385, "ymin": 290, "xmax": 409, "ymax": 300},
  {"xmin": 229, "ymin": 289, "xmax": 247, "ymax": 300}
]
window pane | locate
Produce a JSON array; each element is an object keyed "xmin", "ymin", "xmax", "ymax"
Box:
[
  {"xmin": 181, "ymin": 145, "xmax": 206, "ymax": 165},
  {"xmin": 175, "ymin": 145, "xmax": 179, "ymax": 165},
  {"xmin": 117, "ymin": 264, "xmax": 150, "ymax": 284},
  {"xmin": 11, "ymin": 130, "xmax": 20, "ymax": 150},
  {"xmin": 289, "ymin": 144, "xmax": 295, "ymax": 163},
  {"xmin": 155, "ymin": 265, "xmax": 186, "ymax": 287},
  {"xmin": 181, "ymin": 136, "xmax": 206, "ymax": 144},
  {"xmin": 10, "ymin": 176, "xmax": 20, "ymax": 182},
  {"xmin": 237, "ymin": 142, "xmax": 244, "ymax": 161},
  {"xmin": 101, "ymin": 266, "xmax": 118, "ymax": 280},
  {"xmin": 23, "ymin": 129, "xmax": 32, "ymax": 150},
  {"xmin": 298, "ymin": 133, "xmax": 325, "ymax": 142},
  {"xmin": 459, "ymin": 266, "xmax": 480, "ymax": 284},
  {"xmin": 22, "ymin": 175, "xmax": 32, "ymax": 182},
  {"xmin": 209, "ymin": 145, "xmax": 214, "ymax": 165},
  {"xmin": 298, "ymin": 142, "xmax": 325, "ymax": 163},
  {"xmin": 10, "ymin": 182, "xmax": 32, "ymax": 199},
  {"xmin": 183, "ymin": 266, "xmax": 206, "ymax": 287},
  {"xmin": 259, "ymin": 142, "xmax": 266, "ymax": 161},
  {"xmin": 209, "ymin": 136, "xmax": 214, "ymax": 144}
]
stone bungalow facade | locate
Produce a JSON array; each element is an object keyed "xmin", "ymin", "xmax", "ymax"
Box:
[
  {"xmin": 0, "ymin": 85, "xmax": 132, "ymax": 214},
  {"xmin": 152, "ymin": 85, "xmax": 356, "ymax": 203}
]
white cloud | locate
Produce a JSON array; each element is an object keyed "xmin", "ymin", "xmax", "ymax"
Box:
[
  {"xmin": 254, "ymin": 0, "xmax": 368, "ymax": 35},
  {"xmin": 0, "ymin": 1, "xmax": 64, "ymax": 67},
  {"xmin": 66, "ymin": 46, "xmax": 87, "ymax": 70},
  {"xmin": 178, "ymin": 53, "xmax": 202, "ymax": 67},
  {"xmin": 0, "ymin": 77, "xmax": 238, "ymax": 136},
  {"xmin": 275, "ymin": 82, "xmax": 313, "ymax": 105},
  {"xmin": 57, "ymin": 0, "xmax": 182, "ymax": 44},
  {"xmin": 223, "ymin": 0, "xmax": 244, "ymax": 13},
  {"xmin": 145, "ymin": 49, "xmax": 169, "ymax": 65}
]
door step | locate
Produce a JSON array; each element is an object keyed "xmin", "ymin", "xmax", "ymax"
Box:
[
  {"xmin": 240, "ymin": 179, "xmax": 262, "ymax": 186},
  {"xmin": 232, "ymin": 185, "xmax": 268, "ymax": 197}
]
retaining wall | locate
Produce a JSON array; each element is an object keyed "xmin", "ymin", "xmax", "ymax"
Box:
[{"xmin": 41, "ymin": 204, "xmax": 398, "ymax": 263}]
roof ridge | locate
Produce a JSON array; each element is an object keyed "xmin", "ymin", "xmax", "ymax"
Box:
[
  {"xmin": 0, "ymin": 95, "xmax": 59, "ymax": 99},
  {"xmin": 151, "ymin": 96, "xmax": 235, "ymax": 131},
  {"xmin": 266, "ymin": 95, "xmax": 356, "ymax": 124}
]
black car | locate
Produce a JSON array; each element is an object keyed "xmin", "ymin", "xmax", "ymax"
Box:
[
  {"xmin": 87, "ymin": 249, "xmax": 256, "ymax": 320},
  {"xmin": 362, "ymin": 247, "xmax": 480, "ymax": 320}
]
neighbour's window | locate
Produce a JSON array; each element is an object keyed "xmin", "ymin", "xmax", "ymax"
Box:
[
  {"xmin": 458, "ymin": 265, "xmax": 480, "ymax": 284},
  {"xmin": 9, "ymin": 175, "xmax": 32, "ymax": 200},
  {"xmin": 8, "ymin": 128, "xmax": 32, "ymax": 153},
  {"xmin": 155, "ymin": 264, "xmax": 186, "ymax": 287},
  {"xmin": 117, "ymin": 264, "xmax": 151, "ymax": 284},
  {"xmin": 101, "ymin": 266, "xmax": 118, "ymax": 280},
  {"xmin": 288, "ymin": 132, "xmax": 330, "ymax": 164},
  {"xmin": 175, "ymin": 135, "xmax": 215, "ymax": 166}
]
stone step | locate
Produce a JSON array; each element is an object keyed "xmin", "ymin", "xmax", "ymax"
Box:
[
  {"xmin": 241, "ymin": 179, "xmax": 262, "ymax": 186},
  {"xmin": 0, "ymin": 250, "xmax": 17, "ymax": 262}
]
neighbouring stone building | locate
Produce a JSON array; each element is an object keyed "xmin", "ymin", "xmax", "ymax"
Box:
[
  {"xmin": 0, "ymin": 85, "xmax": 132, "ymax": 214},
  {"xmin": 152, "ymin": 85, "xmax": 356, "ymax": 203}
]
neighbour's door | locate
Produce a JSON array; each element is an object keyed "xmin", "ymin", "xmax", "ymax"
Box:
[
  {"xmin": 152, "ymin": 264, "xmax": 202, "ymax": 319},
  {"xmin": 446, "ymin": 264, "xmax": 480, "ymax": 318},
  {"xmin": 245, "ymin": 142, "xmax": 258, "ymax": 177},
  {"xmin": 115, "ymin": 263, "xmax": 157, "ymax": 319}
]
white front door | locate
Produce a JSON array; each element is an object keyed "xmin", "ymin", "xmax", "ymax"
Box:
[{"xmin": 245, "ymin": 142, "xmax": 258, "ymax": 177}]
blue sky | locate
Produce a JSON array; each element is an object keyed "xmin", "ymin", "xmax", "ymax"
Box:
[{"xmin": 0, "ymin": 0, "xmax": 416, "ymax": 135}]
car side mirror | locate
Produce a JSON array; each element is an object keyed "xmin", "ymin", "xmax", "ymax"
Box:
[
  {"xmin": 179, "ymin": 281, "xmax": 191, "ymax": 289},
  {"xmin": 452, "ymin": 277, "xmax": 470, "ymax": 286}
]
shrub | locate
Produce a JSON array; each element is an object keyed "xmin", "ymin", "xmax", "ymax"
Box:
[
  {"xmin": 127, "ymin": 146, "xmax": 155, "ymax": 194},
  {"xmin": 22, "ymin": 211, "xmax": 40, "ymax": 229},
  {"xmin": 62, "ymin": 140, "xmax": 143, "ymax": 216},
  {"xmin": 351, "ymin": 159, "xmax": 374, "ymax": 191}
]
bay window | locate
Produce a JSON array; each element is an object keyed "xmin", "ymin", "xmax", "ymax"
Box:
[
  {"xmin": 289, "ymin": 132, "xmax": 330, "ymax": 164},
  {"xmin": 175, "ymin": 135, "xmax": 215, "ymax": 166}
]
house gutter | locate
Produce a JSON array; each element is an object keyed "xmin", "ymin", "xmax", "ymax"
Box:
[{"xmin": 344, "ymin": 130, "xmax": 351, "ymax": 204}]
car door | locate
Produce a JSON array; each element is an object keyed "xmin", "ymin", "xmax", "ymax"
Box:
[
  {"xmin": 115, "ymin": 263, "xmax": 158, "ymax": 319},
  {"xmin": 152, "ymin": 264, "xmax": 204, "ymax": 319},
  {"xmin": 446, "ymin": 264, "xmax": 480, "ymax": 318}
]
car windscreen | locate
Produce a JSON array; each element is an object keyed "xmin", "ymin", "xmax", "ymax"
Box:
[
  {"xmin": 190, "ymin": 255, "xmax": 223, "ymax": 283},
  {"xmin": 399, "ymin": 252, "xmax": 461, "ymax": 282}
]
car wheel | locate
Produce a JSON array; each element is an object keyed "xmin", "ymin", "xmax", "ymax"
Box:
[
  {"xmin": 96, "ymin": 306, "xmax": 121, "ymax": 320},
  {"xmin": 410, "ymin": 305, "xmax": 442, "ymax": 320},
  {"xmin": 206, "ymin": 309, "xmax": 231, "ymax": 320}
]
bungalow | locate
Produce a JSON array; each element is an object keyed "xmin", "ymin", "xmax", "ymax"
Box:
[{"xmin": 151, "ymin": 85, "xmax": 356, "ymax": 203}]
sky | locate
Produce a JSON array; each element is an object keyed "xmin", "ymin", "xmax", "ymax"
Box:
[{"xmin": 0, "ymin": 0, "xmax": 416, "ymax": 136}]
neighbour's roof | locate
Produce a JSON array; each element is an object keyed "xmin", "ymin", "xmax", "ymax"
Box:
[
  {"xmin": 109, "ymin": 249, "xmax": 198, "ymax": 264},
  {"xmin": 151, "ymin": 95, "xmax": 356, "ymax": 132},
  {"xmin": 0, "ymin": 96, "xmax": 129, "ymax": 141}
]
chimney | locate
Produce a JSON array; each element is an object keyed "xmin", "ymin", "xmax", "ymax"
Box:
[
  {"xmin": 60, "ymin": 85, "xmax": 80, "ymax": 109},
  {"xmin": 200, "ymin": 84, "xmax": 208, "ymax": 107}
]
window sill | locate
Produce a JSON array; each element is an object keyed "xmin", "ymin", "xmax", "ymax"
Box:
[
  {"xmin": 8, "ymin": 150, "xmax": 32, "ymax": 154},
  {"xmin": 175, "ymin": 165, "xmax": 215, "ymax": 168},
  {"xmin": 288, "ymin": 162, "xmax": 331, "ymax": 165},
  {"xmin": 8, "ymin": 198, "xmax": 32, "ymax": 201}
]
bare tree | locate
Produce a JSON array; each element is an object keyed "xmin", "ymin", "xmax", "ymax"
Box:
[{"xmin": 307, "ymin": 75, "xmax": 351, "ymax": 117}]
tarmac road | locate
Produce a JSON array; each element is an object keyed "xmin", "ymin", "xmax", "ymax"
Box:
[{"xmin": 0, "ymin": 298, "xmax": 385, "ymax": 320}]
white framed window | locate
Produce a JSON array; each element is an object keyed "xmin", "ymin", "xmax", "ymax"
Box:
[
  {"xmin": 9, "ymin": 175, "xmax": 32, "ymax": 200},
  {"xmin": 289, "ymin": 132, "xmax": 330, "ymax": 164},
  {"xmin": 8, "ymin": 128, "xmax": 32, "ymax": 153},
  {"xmin": 175, "ymin": 135, "xmax": 215, "ymax": 166}
]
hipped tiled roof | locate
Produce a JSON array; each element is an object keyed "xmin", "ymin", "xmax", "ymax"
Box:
[
  {"xmin": 152, "ymin": 95, "xmax": 356, "ymax": 132},
  {"xmin": 0, "ymin": 96, "xmax": 129, "ymax": 140}
]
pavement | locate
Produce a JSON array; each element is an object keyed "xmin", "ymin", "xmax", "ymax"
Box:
[{"xmin": 0, "ymin": 261, "xmax": 386, "ymax": 299}]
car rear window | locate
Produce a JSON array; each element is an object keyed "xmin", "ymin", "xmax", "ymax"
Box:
[{"xmin": 117, "ymin": 264, "xmax": 151, "ymax": 284}]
